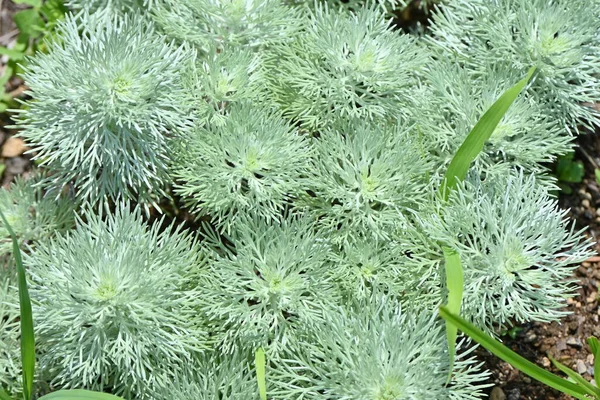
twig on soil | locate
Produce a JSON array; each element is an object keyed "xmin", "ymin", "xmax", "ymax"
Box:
[
  {"xmin": 579, "ymin": 146, "xmax": 600, "ymax": 172},
  {"xmin": 0, "ymin": 29, "xmax": 18, "ymax": 45},
  {"xmin": 8, "ymin": 84, "xmax": 26, "ymax": 98},
  {"xmin": 584, "ymin": 255, "xmax": 600, "ymax": 263}
]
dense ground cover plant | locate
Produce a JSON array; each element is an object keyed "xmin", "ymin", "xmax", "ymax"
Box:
[
  {"xmin": 201, "ymin": 215, "xmax": 338, "ymax": 355},
  {"xmin": 152, "ymin": 0, "xmax": 297, "ymax": 51},
  {"xmin": 26, "ymin": 206, "xmax": 207, "ymax": 398},
  {"xmin": 267, "ymin": 4, "xmax": 427, "ymax": 129},
  {"xmin": 181, "ymin": 47, "xmax": 267, "ymax": 125},
  {"xmin": 14, "ymin": 13, "xmax": 191, "ymax": 206},
  {"xmin": 2, "ymin": 0, "xmax": 600, "ymax": 398},
  {"xmin": 65, "ymin": 0, "xmax": 151, "ymax": 14},
  {"xmin": 428, "ymin": 0, "xmax": 600, "ymax": 133},
  {"xmin": 0, "ymin": 176, "xmax": 74, "ymax": 258},
  {"xmin": 300, "ymin": 119, "xmax": 430, "ymax": 243},
  {"xmin": 156, "ymin": 354, "xmax": 259, "ymax": 400},
  {"xmin": 173, "ymin": 103, "xmax": 312, "ymax": 231},
  {"xmin": 420, "ymin": 62, "xmax": 574, "ymax": 178},
  {"xmin": 416, "ymin": 173, "xmax": 590, "ymax": 332},
  {"xmin": 0, "ymin": 270, "xmax": 20, "ymax": 396},
  {"xmin": 271, "ymin": 299, "xmax": 488, "ymax": 400}
]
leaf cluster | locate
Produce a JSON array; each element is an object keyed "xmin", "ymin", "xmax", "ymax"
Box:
[{"xmin": 6, "ymin": 0, "xmax": 600, "ymax": 398}]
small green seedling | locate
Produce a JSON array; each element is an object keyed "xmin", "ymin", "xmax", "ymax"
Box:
[{"xmin": 556, "ymin": 152, "xmax": 585, "ymax": 194}]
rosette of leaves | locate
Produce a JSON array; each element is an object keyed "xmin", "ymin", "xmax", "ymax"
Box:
[
  {"xmin": 0, "ymin": 270, "xmax": 21, "ymax": 396},
  {"xmin": 428, "ymin": 0, "xmax": 600, "ymax": 132},
  {"xmin": 26, "ymin": 206, "xmax": 209, "ymax": 398},
  {"xmin": 418, "ymin": 62, "xmax": 573, "ymax": 178},
  {"xmin": 157, "ymin": 353, "xmax": 260, "ymax": 400},
  {"xmin": 0, "ymin": 176, "xmax": 74, "ymax": 259},
  {"xmin": 300, "ymin": 120, "xmax": 429, "ymax": 244},
  {"xmin": 270, "ymin": 298, "xmax": 489, "ymax": 400},
  {"xmin": 172, "ymin": 102, "xmax": 312, "ymax": 232},
  {"xmin": 267, "ymin": 4, "xmax": 427, "ymax": 130},
  {"xmin": 328, "ymin": 236, "xmax": 415, "ymax": 302},
  {"xmin": 152, "ymin": 0, "xmax": 298, "ymax": 51},
  {"xmin": 419, "ymin": 172, "xmax": 591, "ymax": 332},
  {"xmin": 201, "ymin": 215, "xmax": 339, "ymax": 355},
  {"xmin": 15, "ymin": 14, "xmax": 191, "ymax": 206},
  {"xmin": 181, "ymin": 45, "xmax": 267, "ymax": 126}
]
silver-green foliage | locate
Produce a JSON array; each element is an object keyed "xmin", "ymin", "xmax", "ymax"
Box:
[
  {"xmin": 271, "ymin": 299, "xmax": 489, "ymax": 400},
  {"xmin": 418, "ymin": 172, "xmax": 592, "ymax": 332},
  {"xmin": 268, "ymin": 4, "xmax": 427, "ymax": 129},
  {"xmin": 66, "ymin": 0, "xmax": 154, "ymax": 14},
  {"xmin": 156, "ymin": 354, "xmax": 259, "ymax": 400},
  {"xmin": 182, "ymin": 46, "xmax": 267, "ymax": 126},
  {"xmin": 0, "ymin": 177, "xmax": 74, "ymax": 258},
  {"xmin": 152, "ymin": 0, "xmax": 297, "ymax": 51},
  {"xmin": 428, "ymin": 0, "xmax": 600, "ymax": 131},
  {"xmin": 172, "ymin": 103, "xmax": 312, "ymax": 231},
  {"xmin": 201, "ymin": 215, "xmax": 339, "ymax": 355},
  {"xmin": 328, "ymin": 236, "xmax": 414, "ymax": 302},
  {"xmin": 0, "ymin": 271, "xmax": 20, "ymax": 396},
  {"xmin": 420, "ymin": 62, "xmax": 573, "ymax": 178},
  {"xmin": 301, "ymin": 120, "xmax": 430, "ymax": 244},
  {"xmin": 26, "ymin": 207, "xmax": 208, "ymax": 398},
  {"xmin": 7, "ymin": 0, "xmax": 600, "ymax": 397},
  {"xmin": 16, "ymin": 14, "xmax": 191, "ymax": 206}
]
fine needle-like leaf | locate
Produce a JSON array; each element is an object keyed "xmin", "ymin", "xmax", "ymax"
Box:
[
  {"xmin": 443, "ymin": 246, "xmax": 463, "ymax": 383},
  {"xmin": 0, "ymin": 209, "xmax": 35, "ymax": 400},
  {"xmin": 439, "ymin": 306, "xmax": 591, "ymax": 400},
  {"xmin": 440, "ymin": 66, "xmax": 537, "ymax": 200}
]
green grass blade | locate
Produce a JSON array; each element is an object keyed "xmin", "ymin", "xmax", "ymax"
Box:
[
  {"xmin": 588, "ymin": 337, "xmax": 600, "ymax": 386},
  {"xmin": 439, "ymin": 306, "xmax": 591, "ymax": 399},
  {"xmin": 255, "ymin": 348, "xmax": 267, "ymax": 400},
  {"xmin": 549, "ymin": 356, "xmax": 600, "ymax": 397},
  {"xmin": 0, "ymin": 389, "xmax": 13, "ymax": 400},
  {"xmin": 0, "ymin": 209, "xmax": 35, "ymax": 400},
  {"xmin": 443, "ymin": 247, "xmax": 463, "ymax": 383},
  {"xmin": 440, "ymin": 66, "xmax": 536, "ymax": 200},
  {"xmin": 38, "ymin": 390, "xmax": 123, "ymax": 399}
]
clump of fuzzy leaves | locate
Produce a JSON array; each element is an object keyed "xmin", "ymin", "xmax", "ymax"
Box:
[
  {"xmin": 16, "ymin": 14, "xmax": 191, "ymax": 206},
  {"xmin": 26, "ymin": 206, "xmax": 208, "ymax": 398}
]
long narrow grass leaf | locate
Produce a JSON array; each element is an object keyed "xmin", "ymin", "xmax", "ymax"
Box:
[
  {"xmin": 0, "ymin": 209, "xmax": 35, "ymax": 400},
  {"xmin": 440, "ymin": 66, "xmax": 536, "ymax": 200},
  {"xmin": 0, "ymin": 389, "xmax": 13, "ymax": 400},
  {"xmin": 38, "ymin": 390, "xmax": 124, "ymax": 399},
  {"xmin": 443, "ymin": 247, "xmax": 463, "ymax": 383},
  {"xmin": 588, "ymin": 337, "xmax": 600, "ymax": 386},
  {"xmin": 549, "ymin": 356, "xmax": 600, "ymax": 397},
  {"xmin": 255, "ymin": 347, "xmax": 267, "ymax": 400},
  {"xmin": 439, "ymin": 306, "xmax": 590, "ymax": 399}
]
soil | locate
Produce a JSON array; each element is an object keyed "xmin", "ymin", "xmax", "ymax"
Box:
[{"xmin": 0, "ymin": 0, "xmax": 33, "ymax": 187}]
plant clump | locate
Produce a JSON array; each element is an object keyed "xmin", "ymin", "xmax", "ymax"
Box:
[
  {"xmin": 15, "ymin": 13, "xmax": 192, "ymax": 207},
  {"xmin": 4, "ymin": 0, "xmax": 600, "ymax": 398},
  {"xmin": 26, "ymin": 206, "xmax": 208, "ymax": 398}
]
